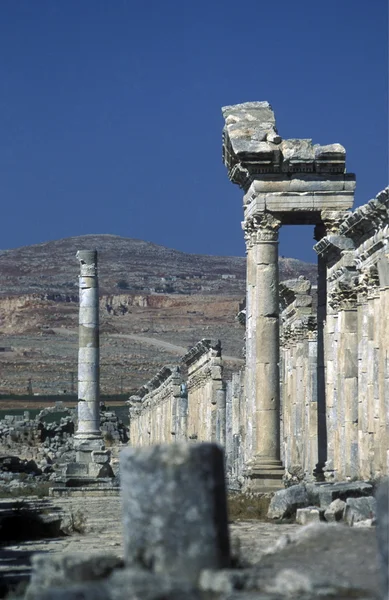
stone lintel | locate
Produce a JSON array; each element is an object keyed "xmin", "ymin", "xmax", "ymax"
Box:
[
  {"xmin": 244, "ymin": 191, "xmax": 354, "ymax": 225},
  {"xmin": 247, "ymin": 173, "xmax": 356, "ymax": 194}
]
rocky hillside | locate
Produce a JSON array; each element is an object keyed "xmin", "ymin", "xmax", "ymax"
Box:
[
  {"xmin": 0, "ymin": 236, "xmax": 316, "ymax": 396},
  {"xmin": 0, "ymin": 234, "xmax": 316, "ymax": 297}
]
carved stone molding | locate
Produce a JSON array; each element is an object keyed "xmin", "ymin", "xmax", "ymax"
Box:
[
  {"xmin": 328, "ymin": 267, "xmax": 359, "ymax": 310},
  {"xmin": 357, "ymin": 266, "xmax": 380, "ymax": 302},
  {"xmin": 339, "ymin": 187, "xmax": 389, "ymax": 244},
  {"xmin": 242, "ymin": 212, "xmax": 282, "ymax": 247},
  {"xmin": 320, "ymin": 210, "xmax": 351, "ymax": 235},
  {"xmin": 280, "ymin": 315, "xmax": 317, "ymax": 346}
]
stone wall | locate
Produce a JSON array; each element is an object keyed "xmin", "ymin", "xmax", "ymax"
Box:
[
  {"xmin": 128, "ymin": 340, "xmax": 228, "ymax": 452},
  {"xmin": 181, "ymin": 340, "xmax": 225, "ymax": 444},
  {"xmin": 128, "ymin": 366, "xmax": 185, "ymax": 446},
  {"xmin": 315, "ymin": 187, "xmax": 389, "ymax": 481}
]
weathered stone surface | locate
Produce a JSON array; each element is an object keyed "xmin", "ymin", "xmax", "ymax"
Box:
[
  {"xmin": 25, "ymin": 552, "xmax": 123, "ymax": 599},
  {"xmin": 317, "ymin": 481, "xmax": 373, "ymax": 509},
  {"xmin": 295, "ymin": 507, "xmax": 321, "ymax": 525},
  {"xmin": 267, "ymin": 484, "xmax": 309, "ymax": 519},
  {"xmin": 323, "ymin": 498, "xmax": 346, "ymax": 522},
  {"xmin": 120, "ymin": 442, "xmax": 230, "ymax": 582},
  {"xmin": 344, "ymin": 496, "xmax": 377, "ymax": 526}
]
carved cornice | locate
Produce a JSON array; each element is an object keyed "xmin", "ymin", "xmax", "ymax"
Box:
[
  {"xmin": 181, "ymin": 339, "xmax": 221, "ymax": 367},
  {"xmin": 242, "ymin": 212, "xmax": 282, "ymax": 246},
  {"xmin": 339, "ymin": 187, "xmax": 389, "ymax": 244}
]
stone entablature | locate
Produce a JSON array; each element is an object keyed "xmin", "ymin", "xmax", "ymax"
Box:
[{"xmin": 222, "ymin": 102, "xmax": 348, "ymax": 190}]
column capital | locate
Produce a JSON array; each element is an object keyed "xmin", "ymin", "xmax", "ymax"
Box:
[
  {"xmin": 242, "ymin": 212, "xmax": 282, "ymax": 246},
  {"xmin": 328, "ymin": 266, "xmax": 359, "ymax": 310},
  {"xmin": 76, "ymin": 250, "xmax": 98, "ymax": 277},
  {"xmin": 357, "ymin": 265, "xmax": 380, "ymax": 302},
  {"xmin": 320, "ymin": 210, "xmax": 350, "ymax": 234}
]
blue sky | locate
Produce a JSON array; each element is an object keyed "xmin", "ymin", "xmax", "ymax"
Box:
[{"xmin": 0, "ymin": 0, "xmax": 387, "ymax": 262}]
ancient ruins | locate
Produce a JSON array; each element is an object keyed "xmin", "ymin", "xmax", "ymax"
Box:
[
  {"xmin": 0, "ymin": 102, "xmax": 388, "ymax": 600},
  {"xmin": 128, "ymin": 101, "xmax": 389, "ymax": 492}
]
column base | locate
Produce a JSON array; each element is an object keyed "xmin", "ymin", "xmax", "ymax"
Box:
[{"xmin": 243, "ymin": 456, "xmax": 284, "ymax": 493}]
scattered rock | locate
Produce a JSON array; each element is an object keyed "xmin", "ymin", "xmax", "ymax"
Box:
[
  {"xmin": 324, "ymin": 498, "xmax": 346, "ymax": 522},
  {"xmin": 295, "ymin": 506, "xmax": 321, "ymax": 525},
  {"xmin": 25, "ymin": 552, "xmax": 124, "ymax": 599},
  {"xmin": 317, "ymin": 481, "xmax": 373, "ymax": 509},
  {"xmin": 267, "ymin": 484, "xmax": 309, "ymax": 519},
  {"xmin": 344, "ymin": 496, "xmax": 377, "ymax": 526}
]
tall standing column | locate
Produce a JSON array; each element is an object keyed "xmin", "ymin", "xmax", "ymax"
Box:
[
  {"xmin": 244, "ymin": 213, "xmax": 283, "ymax": 475},
  {"xmin": 75, "ymin": 249, "xmax": 101, "ymax": 440}
]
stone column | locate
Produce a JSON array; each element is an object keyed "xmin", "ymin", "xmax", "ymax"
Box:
[
  {"xmin": 337, "ymin": 294, "xmax": 358, "ymax": 478},
  {"xmin": 75, "ymin": 250, "xmax": 101, "ymax": 441},
  {"xmin": 244, "ymin": 212, "xmax": 283, "ymax": 476},
  {"xmin": 242, "ymin": 225, "xmax": 256, "ymax": 462}
]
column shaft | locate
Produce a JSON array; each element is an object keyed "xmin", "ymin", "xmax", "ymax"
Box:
[
  {"xmin": 255, "ymin": 239, "xmax": 280, "ymax": 460},
  {"xmin": 75, "ymin": 250, "xmax": 101, "ymax": 440}
]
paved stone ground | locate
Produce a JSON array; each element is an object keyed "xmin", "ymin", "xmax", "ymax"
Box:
[{"xmin": 0, "ymin": 496, "xmax": 382, "ymax": 599}]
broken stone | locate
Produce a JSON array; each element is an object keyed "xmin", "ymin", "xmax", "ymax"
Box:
[
  {"xmin": 317, "ymin": 481, "xmax": 373, "ymax": 509},
  {"xmin": 120, "ymin": 442, "xmax": 230, "ymax": 582},
  {"xmin": 295, "ymin": 506, "xmax": 321, "ymax": 525},
  {"xmin": 324, "ymin": 498, "xmax": 346, "ymax": 522},
  {"xmin": 25, "ymin": 552, "xmax": 123, "ymax": 599},
  {"xmin": 344, "ymin": 496, "xmax": 377, "ymax": 526},
  {"xmin": 267, "ymin": 484, "xmax": 309, "ymax": 519}
]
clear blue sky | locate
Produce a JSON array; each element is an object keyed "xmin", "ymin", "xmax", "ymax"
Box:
[{"xmin": 0, "ymin": 0, "xmax": 387, "ymax": 262}]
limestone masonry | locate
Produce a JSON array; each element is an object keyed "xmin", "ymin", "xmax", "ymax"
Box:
[{"xmin": 129, "ymin": 101, "xmax": 389, "ymax": 491}]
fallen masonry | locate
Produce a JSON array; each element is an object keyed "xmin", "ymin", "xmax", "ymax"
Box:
[{"xmin": 1, "ymin": 443, "xmax": 385, "ymax": 600}]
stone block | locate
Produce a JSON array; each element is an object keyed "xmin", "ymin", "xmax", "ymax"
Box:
[
  {"xmin": 267, "ymin": 484, "xmax": 309, "ymax": 519},
  {"xmin": 344, "ymin": 496, "xmax": 377, "ymax": 526},
  {"xmin": 324, "ymin": 498, "xmax": 346, "ymax": 522},
  {"xmin": 91, "ymin": 450, "xmax": 110, "ymax": 464},
  {"xmin": 120, "ymin": 442, "xmax": 230, "ymax": 582},
  {"xmin": 318, "ymin": 481, "xmax": 373, "ymax": 509},
  {"xmin": 295, "ymin": 507, "xmax": 321, "ymax": 525}
]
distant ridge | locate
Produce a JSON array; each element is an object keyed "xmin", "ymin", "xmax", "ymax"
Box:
[{"xmin": 0, "ymin": 234, "xmax": 317, "ymax": 297}]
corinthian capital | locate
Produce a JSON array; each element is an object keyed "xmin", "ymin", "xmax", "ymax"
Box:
[{"xmin": 242, "ymin": 212, "xmax": 281, "ymax": 246}]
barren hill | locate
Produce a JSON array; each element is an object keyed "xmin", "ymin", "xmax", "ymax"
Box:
[
  {"xmin": 0, "ymin": 235, "xmax": 316, "ymax": 396},
  {"xmin": 0, "ymin": 234, "xmax": 316, "ymax": 297}
]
